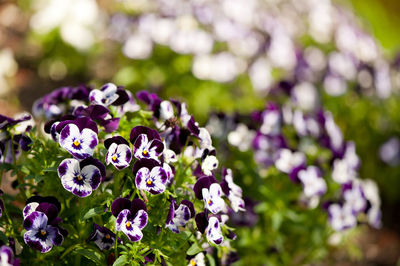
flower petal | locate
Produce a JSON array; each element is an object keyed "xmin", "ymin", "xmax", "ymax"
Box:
[
  {"xmin": 133, "ymin": 209, "xmax": 148, "ymax": 230},
  {"xmin": 23, "ymin": 211, "xmax": 48, "ymax": 231}
]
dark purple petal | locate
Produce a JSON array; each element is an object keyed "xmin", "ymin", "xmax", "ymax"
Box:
[
  {"xmin": 181, "ymin": 200, "xmax": 195, "ymax": 218},
  {"xmin": 130, "ymin": 198, "xmax": 147, "ymax": 217},
  {"xmin": 100, "ymin": 118, "xmax": 120, "ymax": 133},
  {"xmin": 130, "ymin": 126, "xmax": 161, "ymax": 144},
  {"xmin": 111, "ymin": 198, "xmax": 131, "ymax": 217},
  {"xmin": 165, "ymin": 200, "xmax": 176, "ymax": 224},
  {"xmin": 132, "ymin": 159, "xmax": 161, "ymax": 176},
  {"xmin": 193, "ymin": 176, "xmax": 217, "ymax": 199},
  {"xmin": 104, "ymin": 136, "xmax": 130, "ymax": 150},
  {"xmin": 187, "ymin": 116, "xmax": 199, "ymax": 136},
  {"xmin": 36, "ymin": 203, "xmax": 58, "ymax": 224},
  {"xmin": 149, "ymin": 139, "xmax": 164, "ymax": 156},
  {"xmin": 195, "ymin": 212, "xmax": 208, "ymax": 234},
  {"xmin": 25, "ymin": 196, "xmax": 61, "ymax": 214},
  {"xmin": 112, "ymin": 88, "xmax": 130, "ymax": 106}
]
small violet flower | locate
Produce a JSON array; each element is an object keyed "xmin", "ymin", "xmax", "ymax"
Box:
[
  {"xmin": 194, "ymin": 176, "xmax": 226, "ymax": 214},
  {"xmin": 187, "ymin": 252, "xmax": 205, "ymax": 266},
  {"xmin": 111, "ymin": 198, "xmax": 148, "ymax": 242},
  {"xmin": 130, "ymin": 126, "xmax": 164, "ymax": 162},
  {"xmin": 165, "ymin": 199, "xmax": 195, "ymax": 233},
  {"xmin": 57, "ymin": 157, "xmax": 106, "ymax": 197},
  {"xmin": 342, "ymin": 182, "xmax": 367, "ymax": 214},
  {"xmin": 58, "ymin": 117, "xmax": 99, "ymax": 160},
  {"xmin": 132, "ymin": 159, "xmax": 169, "ymax": 194},
  {"xmin": 298, "ymin": 166, "xmax": 327, "ymax": 198},
  {"xmin": 275, "ymin": 148, "xmax": 306, "ymax": 182},
  {"xmin": 201, "ymin": 155, "xmax": 219, "ymax": 176},
  {"xmin": 105, "ymin": 136, "xmax": 132, "ymax": 170},
  {"xmin": 88, "ymin": 224, "xmax": 116, "ymax": 250}
]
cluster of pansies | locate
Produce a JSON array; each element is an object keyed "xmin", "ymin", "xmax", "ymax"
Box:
[
  {"xmin": 0, "ymin": 82, "xmax": 245, "ymax": 264},
  {"xmin": 210, "ymin": 97, "xmax": 381, "ymax": 233}
]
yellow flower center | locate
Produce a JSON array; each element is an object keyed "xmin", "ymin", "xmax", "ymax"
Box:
[
  {"xmin": 112, "ymin": 155, "xmax": 117, "ymax": 161},
  {"xmin": 73, "ymin": 140, "xmax": 80, "ymax": 147},
  {"xmin": 40, "ymin": 229, "xmax": 46, "ymax": 236},
  {"xmin": 126, "ymin": 221, "xmax": 131, "ymax": 228},
  {"xmin": 147, "ymin": 180, "xmax": 152, "ymax": 185},
  {"xmin": 105, "ymin": 234, "xmax": 110, "ymax": 239},
  {"xmin": 142, "ymin": 150, "xmax": 148, "ymax": 156},
  {"xmin": 77, "ymin": 175, "xmax": 83, "ymax": 181},
  {"xmin": 208, "ymin": 199, "xmax": 212, "ymax": 205},
  {"xmin": 191, "ymin": 260, "xmax": 196, "ymax": 266}
]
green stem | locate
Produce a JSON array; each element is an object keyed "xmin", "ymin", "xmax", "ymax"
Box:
[
  {"xmin": 11, "ymin": 135, "xmax": 27, "ymax": 200},
  {"xmin": 114, "ymin": 232, "xmax": 119, "ymax": 258},
  {"xmin": 0, "ymin": 142, "xmax": 8, "ymax": 187}
]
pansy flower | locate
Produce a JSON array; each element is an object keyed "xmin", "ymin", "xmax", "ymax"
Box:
[
  {"xmin": 342, "ymin": 182, "xmax": 367, "ymax": 214},
  {"xmin": 220, "ymin": 169, "xmax": 245, "ymax": 212},
  {"xmin": 0, "ymin": 245, "xmax": 19, "ymax": 266},
  {"xmin": 74, "ymin": 104, "xmax": 120, "ymax": 133},
  {"xmin": 194, "ymin": 176, "xmax": 225, "ymax": 214},
  {"xmin": 165, "ymin": 199, "xmax": 195, "ymax": 233},
  {"xmin": 159, "ymin": 100, "xmax": 175, "ymax": 121},
  {"xmin": 274, "ymin": 148, "xmax": 306, "ymax": 182},
  {"xmin": 297, "ymin": 166, "xmax": 327, "ymax": 198},
  {"xmin": 105, "ymin": 136, "xmax": 132, "ymax": 170},
  {"xmin": 23, "ymin": 211, "xmax": 64, "ymax": 253},
  {"xmin": 22, "ymin": 196, "xmax": 65, "ymax": 253},
  {"xmin": 130, "ymin": 126, "xmax": 164, "ymax": 161},
  {"xmin": 187, "ymin": 252, "xmax": 205, "ymax": 266},
  {"xmin": 57, "ymin": 157, "xmax": 105, "ymax": 197},
  {"xmin": 132, "ymin": 159, "xmax": 168, "ymax": 194},
  {"xmin": 89, "ymin": 83, "xmax": 119, "ymax": 106},
  {"xmin": 58, "ymin": 117, "xmax": 98, "ymax": 160},
  {"xmin": 201, "ymin": 155, "xmax": 219, "ymax": 176},
  {"xmin": 111, "ymin": 198, "xmax": 148, "ymax": 242},
  {"xmin": 88, "ymin": 224, "xmax": 116, "ymax": 250},
  {"xmin": 259, "ymin": 103, "xmax": 281, "ymax": 136},
  {"xmin": 327, "ymin": 203, "xmax": 357, "ymax": 231},
  {"xmin": 195, "ymin": 212, "xmax": 223, "ymax": 245}
]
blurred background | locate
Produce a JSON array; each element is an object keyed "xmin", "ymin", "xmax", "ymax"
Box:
[{"xmin": 1, "ymin": 0, "xmax": 400, "ymax": 264}]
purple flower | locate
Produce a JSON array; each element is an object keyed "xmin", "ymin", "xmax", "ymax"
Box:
[
  {"xmin": 252, "ymin": 133, "xmax": 286, "ymax": 167},
  {"xmin": 201, "ymin": 155, "xmax": 218, "ymax": 176},
  {"xmin": 194, "ymin": 176, "xmax": 225, "ymax": 214},
  {"xmin": 274, "ymin": 148, "xmax": 306, "ymax": 182},
  {"xmin": 220, "ymin": 169, "xmax": 245, "ymax": 212},
  {"xmin": 23, "ymin": 211, "xmax": 64, "ymax": 253},
  {"xmin": 88, "ymin": 224, "xmax": 116, "ymax": 250},
  {"xmin": 117, "ymin": 91, "xmax": 140, "ymax": 115},
  {"xmin": 130, "ymin": 126, "xmax": 164, "ymax": 161},
  {"xmin": 195, "ymin": 212, "xmax": 223, "ymax": 245},
  {"xmin": 89, "ymin": 83, "xmax": 119, "ymax": 106},
  {"xmin": 111, "ymin": 198, "xmax": 148, "ymax": 242},
  {"xmin": 73, "ymin": 104, "xmax": 120, "ymax": 133},
  {"xmin": 0, "ymin": 113, "xmax": 32, "ymax": 130},
  {"xmin": 132, "ymin": 159, "xmax": 168, "ymax": 194},
  {"xmin": 259, "ymin": 103, "xmax": 281, "ymax": 136},
  {"xmin": 298, "ymin": 166, "xmax": 327, "ymax": 198},
  {"xmin": 165, "ymin": 199, "xmax": 195, "ymax": 233},
  {"xmin": 58, "ymin": 117, "xmax": 99, "ymax": 160},
  {"xmin": 105, "ymin": 136, "xmax": 132, "ymax": 170},
  {"xmin": 0, "ymin": 245, "xmax": 19, "ymax": 266},
  {"xmin": 187, "ymin": 253, "xmax": 205, "ymax": 266},
  {"xmin": 342, "ymin": 182, "xmax": 367, "ymax": 214},
  {"xmin": 327, "ymin": 203, "xmax": 357, "ymax": 231},
  {"xmin": 57, "ymin": 157, "xmax": 105, "ymax": 197}
]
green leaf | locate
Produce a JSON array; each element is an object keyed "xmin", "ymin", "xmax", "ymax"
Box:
[
  {"xmin": 206, "ymin": 254, "xmax": 216, "ymax": 266},
  {"xmin": 186, "ymin": 242, "xmax": 202, "ymax": 256},
  {"xmin": 73, "ymin": 248, "xmax": 105, "ymax": 265},
  {"xmin": 81, "ymin": 206, "xmax": 105, "ymax": 221},
  {"xmin": 0, "ymin": 231, "xmax": 8, "ymax": 244},
  {"xmin": 43, "ymin": 167, "xmax": 57, "ymax": 172},
  {"xmin": 113, "ymin": 254, "xmax": 129, "ymax": 266}
]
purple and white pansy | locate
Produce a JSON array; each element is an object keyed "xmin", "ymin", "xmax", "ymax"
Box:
[
  {"xmin": 22, "ymin": 196, "xmax": 66, "ymax": 253},
  {"xmin": 194, "ymin": 176, "xmax": 226, "ymax": 214},
  {"xmin": 201, "ymin": 155, "xmax": 219, "ymax": 176},
  {"xmin": 89, "ymin": 83, "xmax": 119, "ymax": 106},
  {"xmin": 111, "ymin": 198, "xmax": 148, "ymax": 242},
  {"xmin": 133, "ymin": 159, "xmax": 169, "ymax": 194},
  {"xmin": 220, "ymin": 169, "xmax": 245, "ymax": 212},
  {"xmin": 274, "ymin": 148, "xmax": 306, "ymax": 182},
  {"xmin": 130, "ymin": 126, "xmax": 164, "ymax": 162},
  {"xmin": 88, "ymin": 224, "xmax": 116, "ymax": 250},
  {"xmin": 327, "ymin": 203, "xmax": 357, "ymax": 231},
  {"xmin": 104, "ymin": 136, "xmax": 132, "ymax": 170},
  {"xmin": 57, "ymin": 157, "xmax": 106, "ymax": 197},
  {"xmin": 58, "ymin": 117, "xmax": 99, "ymax": 160},
  {"xmin": 195, "ymin": 212, "xmax": 223, "ymax": 245},
  {"xmin": 297, "ymin": 166, "xmax": 327, "ymax": 198},
  {"xmin": 165, "ymin": 199, "xmax": 195, "ymax": 233},
  {"xmin": 342, "ymin": 182, "xmax": 367, "ymax": 214},
  {"xmin": 0, "ymin": 245, "xmax": 19, "ymax": 266}
]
